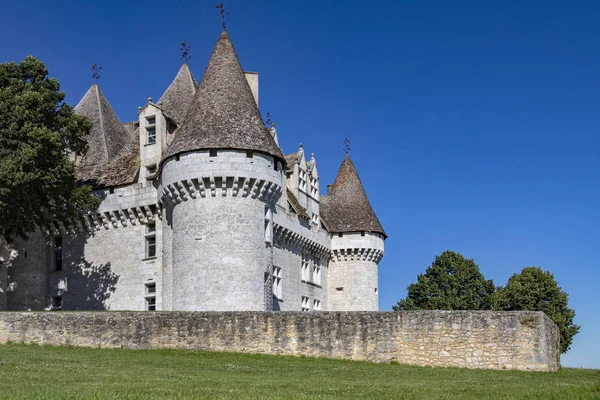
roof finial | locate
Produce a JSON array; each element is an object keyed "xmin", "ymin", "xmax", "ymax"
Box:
[
  {"xmin": 180, "ymin": 40, "xmax": 191, "ymax": 63},
  {"xmin": 265, "ymin": 111, "xmax": 273, "ymax": 127},
  {"xmin": 91, "ymin": 62, "xmax": 102, "ymax": 83},
  {"xmin": 216, "ymin": 2, "xmax": 228, "ymax": 30},
  {"xmin": 343, "ymin": 137, "xmax": 351, "ymax": 155}
]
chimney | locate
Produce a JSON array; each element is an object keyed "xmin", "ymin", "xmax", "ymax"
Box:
[
  {"xmin": 244, "ymin": 71, "xmax": 259, "ymax": 107},
  {"xmin": 327, "ymin": 184, "xmax": 333, "ymax": 195}
]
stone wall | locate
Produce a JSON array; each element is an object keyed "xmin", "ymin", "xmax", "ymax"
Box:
[{"xmin": 0, "ymin": 310, "xmax": 559, "ymax": 371}]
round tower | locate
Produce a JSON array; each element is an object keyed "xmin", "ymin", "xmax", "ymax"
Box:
[
  {"xmin": 158, "ymin": 30, "xmax": 284, "ymax": 311},
  {"xmin": 321, "ymin": 155, "xmax": 386, "ymax": 311}
]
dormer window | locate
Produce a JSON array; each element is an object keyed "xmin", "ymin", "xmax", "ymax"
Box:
[
  {"xmin": 299, "ymin": 169, "xmax": 307, "ymax": 192},
  {"xmin": 146, "ymin": 115, "xmax": 156, "ymax": 144},
  {"xmin": 310, "ymin": 176, "xmax": 318, "ymax": 197}
]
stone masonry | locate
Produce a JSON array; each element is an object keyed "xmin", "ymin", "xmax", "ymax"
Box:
[{"xmin": 0, "ymin": 311, "xmax": 560, "ymax": 371}]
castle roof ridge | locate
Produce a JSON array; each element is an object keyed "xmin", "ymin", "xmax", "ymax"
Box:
[
  {"xmin": 162, "ymin": 30, "xmax": 284, "ymax": 163},
  {"xmin": 320, "ymin": 155, "xmax": 386, "ymax": 237}
]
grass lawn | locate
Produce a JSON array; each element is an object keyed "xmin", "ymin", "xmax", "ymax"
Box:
[{"xmin": 0, "ymin": 344, "xmax": 597, "ymax": 399}]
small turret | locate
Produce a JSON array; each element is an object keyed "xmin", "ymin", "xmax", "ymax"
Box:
[{"xmin": 321, "ymin": 154, "xmax": 385, "ymax": 310}]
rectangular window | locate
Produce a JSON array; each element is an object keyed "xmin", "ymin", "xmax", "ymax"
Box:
[
  {"xmin": 310, "ymin": 176, "xmax": 318, "ymax": 197},
  {"xmin": 147, "ymin": 127, "xmax": 156, "ymax": 144},
  {"xmin": 301, "ymin": 296, "xmax": 310, "ymax": 311},
  {"xmin": 299, "ymin": 169, "xmax": 307, "ymax": 191},
  {"xmin": 301, "ymin": 255, "xmax": 309, "ymax": 282},
  {"xmin": 272, "ymin": 266, "xmax": 282, "ymax": 299},
  {"xmin": 145, "ymin": 222, "xmax": 156, "ymax": 259},
  {"xmin": 311, "ymin": 213, "xmax": 319, "ymax": 230},
  {"xmin": 313, "ymin": 260, "xmax": 321, "ymax": 286},
  {"xmin": 54, "ymin": 236, "xmax": 63, "ymax": 272},
  {"xmin": 145, "ymin": 282, "xmax": 156, "ymax": 311},
  {"xmin": 313, "ymin": 299, "xmax": 321, "ymax": 311},
  {"xmin": 264, "ymin": 207, "xmax": 273, "ymax": 244},
  {"xmin": 146, "ymin": 236, "xmax": 156, "ymax": 258},
  {"xmin": 146, "ymin": 116, "xmax": 156, "ymax": 125},
  {"xmin": 146, "ymin": 296, "xmax": 156, "ymax": 311}
]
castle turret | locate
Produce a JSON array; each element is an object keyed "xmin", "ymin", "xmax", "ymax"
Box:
[
  {"xmin": 158, "ymin": 30, "xmax": 284, "ymax": 311},
  {"xmin": 321, "ymin": 155, "xmax": 386, "ymax": 311},
  {"xmin": 74, "ymin": 83, "xmax": 131, "ymax": 184}
]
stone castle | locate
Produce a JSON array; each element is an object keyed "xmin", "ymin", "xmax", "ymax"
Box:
[{"xmin": 2, "ymin": 29, "xmax": 386, "ymax": 312}]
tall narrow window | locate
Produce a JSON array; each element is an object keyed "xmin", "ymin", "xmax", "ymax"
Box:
[
  {"xmin": 54, "ymin": 236, "xmax": 63, "ymax": 272},
  {"xmin": 145, "ymin": 222, "xmax": 156, "ymax": 258},
  {"xmin": 310, "ymin": 176, "xmax": 318, "ymax": 197},
  {"xmin": 299, "ymin": 169, "xmax": 307, "ymax": 191},
  {"xmin": 146, "ymin": 115, "xmax": 156, "ymax": 144},
  {"xmin": 301, "ymin": 255, "xmax": 309, "ymax": 282},
  {"xmin": 145, "ymin": 282, "xmax": 156, "ymax": 311},
  {"xmin": 264, "ymin": 207, "xmax": 273, "ymax": 244},
  {"xmin": 272, "ymin": 266, "xmax": 282, "ymax": 299},
  {"xmin": 301, "ymin": 296, "xmax": 310, "ymax": 311},
  {"xmin": 312, "ymin": 259, "xmax": 321, "ymax": 286}
]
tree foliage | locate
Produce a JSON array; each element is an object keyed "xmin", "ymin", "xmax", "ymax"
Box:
[
  {"xmin": 493, "ymin": 266, "xmax": 579, "ymax": 354},
  {"xmin": 0, "ymin": 56, "xmax": 98, "ymax": 241},
  {"xmin": 393, "ymin": 250, "xmax": 495, "ymax": 311}
]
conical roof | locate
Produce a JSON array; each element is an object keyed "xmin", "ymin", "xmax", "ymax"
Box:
[
  {"xmin": 74, "ymin": 83, "xmax": 130, "ymax": 167},
  {"xmin": 320, "ymin": 155, "xmax": 386, "ymax": 237},
  {"xmin": 156, "ymin": 63, "xmax": 196, "ymax": 127},
  {"xmin": 163, "ymin": 30, "xmax": 284, "ymax": 161}
]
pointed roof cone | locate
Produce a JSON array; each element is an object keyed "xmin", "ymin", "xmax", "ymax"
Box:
[
  {"xmin": 74, "ymin": 83, "xmax": 131, "ymax": 167},
  {"xmin": 157, "ymin": 63, "xmax": 197, "ymax": 127},
  {"xmin": 320, "ymin": 155, "xmax": 386, "ymax": 237},
  {"xmin": 163, "ymin": 30, "xmax": 284, "ymax": 162}
]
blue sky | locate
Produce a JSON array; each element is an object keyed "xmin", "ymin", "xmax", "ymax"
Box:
[{"xmin": 1, "ymin": 1, "xmax": 599, "ymax": 368}]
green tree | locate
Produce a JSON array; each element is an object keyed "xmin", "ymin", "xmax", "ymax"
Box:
[
  {"xmin": 393, "ymin": 250, "xmax": 495, "ymax": 311},
  {"xmin": 493, "ymin": 266, "xmax": 579, "ymax": 354},
  {"xmin": 0, "ymin": 56, "xmax": 98, "ymax": 242}
]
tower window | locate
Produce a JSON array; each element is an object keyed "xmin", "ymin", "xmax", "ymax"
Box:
[
  {"xmin": 145, "ymin": 282, "xmax": 156, "ymax": 311},
  {"xmin": 301, "ymin": 296, "xmax": 310, "ymax": 311},
  {"xmin": 145, "ymin": 222, "xmax": 156, "ymax": 259},
  {"xmin": 147, "ymin": 127, "xmax": 156, "ymax": 144},
  {"xmin": 53, "ymin": 236, "xmax": 63, "ymax": 272},
  {"xmin": 272, "ymin": 266, "xmax": 282, "ymax": 299},
  {"xmin": 299, "ymin": 169, "xmax": 307, "ymax": 191}
]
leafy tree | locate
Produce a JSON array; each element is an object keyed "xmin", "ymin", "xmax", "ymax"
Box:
[
  {"xmin": 393, "ymin": 250, "xmax": 495, "ymax": 311},
  {"xmin": 0, "ymin": 56, "xmax": 99, "ymax": 242},
  {"xmin": 493, "ymin": 267, "xmax": 579, "ymax": 354}
]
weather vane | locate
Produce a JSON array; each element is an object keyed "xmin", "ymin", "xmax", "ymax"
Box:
[
  {"xmin": 180, "ymin": 40, "xmax": 191, "ymax": 62},
  {"xmin": 216, "ymin": 2, "xmax": 228, "ymax": 30},
  {"xmin": 265, "ymin": 111, "xmax": 273, "ymax": 126},
  {"xmin": 91, "ymin": 62, "xmax": 101, "ymax": 83},
  {"xmin": 343, "ymin": 138, "xmax": 351, "ymax": 154}
]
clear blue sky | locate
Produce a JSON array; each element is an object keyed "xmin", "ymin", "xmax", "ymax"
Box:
[{"xmin": 1, "ymin": 0, "xmax": 598, "ymax": 369}]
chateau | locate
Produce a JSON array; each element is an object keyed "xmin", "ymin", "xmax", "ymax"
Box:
[{"xmin": 3, "ymin": 29, "xmax": 386, "ymax": 312}]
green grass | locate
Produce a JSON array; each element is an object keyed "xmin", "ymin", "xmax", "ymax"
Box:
[{"xmin": 0, "ymin": 344, "xmax": 597, "ymax": 399}]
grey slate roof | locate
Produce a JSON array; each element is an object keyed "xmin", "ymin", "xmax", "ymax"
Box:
[
  {"xmin": 163, "ymin": 30, "xmax": 284, "ymax": 162},
  {"xmin": 285, "ymin": 152, "xmax": 299, "ymax": 171},
  {"xmin": 287, "ymin": 189, "xmax": 310, "ymax": 220},
  {"xmin": 156, "ymin": 63, "xmax": 197, "ymax": 127},
  {"xmin": 77, "ymin": 125, "xmax": 140, "ymax": 188},
  {"xmin": 320, "ymin": 155, "xmax": 386, "ymax": 237},
  {"xmin": 75, "ymin": 84, "xmax": 131, "ymax": 181}
]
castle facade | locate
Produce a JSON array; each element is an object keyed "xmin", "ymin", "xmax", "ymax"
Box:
[{"xmin": 3, "ymin": 30, "xmax": 386, "ymax": 312}]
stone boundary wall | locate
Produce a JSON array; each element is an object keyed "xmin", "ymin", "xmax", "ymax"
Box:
[{"xmin": 0, "ymin": 311, "xmax": 559, "ymax": 371}]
